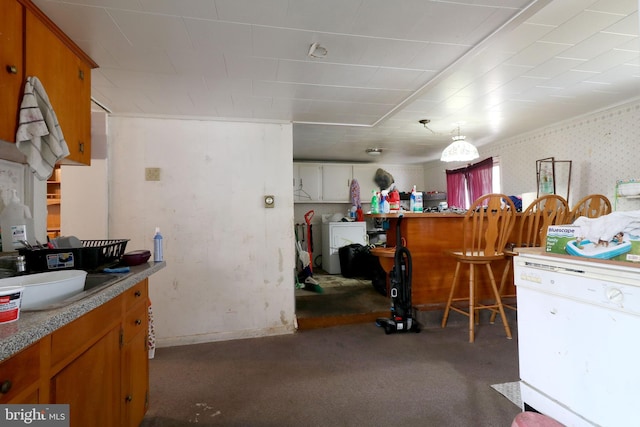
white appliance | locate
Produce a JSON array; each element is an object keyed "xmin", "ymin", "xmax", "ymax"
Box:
[
  {"xmin": 321, "ymin": 222, "xmax": 367, "ymax": 274},
  {"xmin": 515, "ymin": 250, "xmax": 640, "ymax": 427}
]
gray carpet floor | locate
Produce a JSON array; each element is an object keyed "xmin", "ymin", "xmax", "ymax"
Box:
[{"xmin": 141, "ymin": 321, "xmax": 521, "ymax": 427}]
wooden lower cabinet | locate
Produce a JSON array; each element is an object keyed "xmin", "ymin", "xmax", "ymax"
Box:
[
  {"xmin": 51, "ymin": 328, "xmax": 121, "ymax": 427},
  {"xmin": 0, "ymin": 341, "xmax": 41, "ymax": 403},
  {"xmin": 122, "ymin": 326, "xmax": 149, "ymax": 427},
  {"xmin": 0, "ymin": 279, "xmax": 150, "ymax": 426},
  {"xmin": 121, "ymin": 284, "xmax": 149, "ymax": 427}
]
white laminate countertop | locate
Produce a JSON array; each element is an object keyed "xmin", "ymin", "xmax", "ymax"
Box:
[{"xmin": 0, "ymin": 261, "xmax": 166, "ymax": 362}]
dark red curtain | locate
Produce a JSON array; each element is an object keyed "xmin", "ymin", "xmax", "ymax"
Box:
[
  {"xmin": 446, "ymin": 168, "xmax": 467, "ymax": 209},
  {"xmin": 445, "ymin": 157, "xmax": 493, "ymax": 208},
  {"xmin": 466, "ymin": 158, "xmax": 493, "ymax": 203}
]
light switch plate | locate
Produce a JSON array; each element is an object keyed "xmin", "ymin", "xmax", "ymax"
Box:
[
  {"xmin": 264, "ymin": 195, "xmax": 275, "ymax": 208},
  {"xmin": 145, "ymin": 168, "xmax": 161, "ymax": 181}
]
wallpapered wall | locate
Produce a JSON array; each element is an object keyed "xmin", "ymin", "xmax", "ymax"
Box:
[{"xmin": 425, "ymin": 99, "xmax": 640, "ymax": 209}]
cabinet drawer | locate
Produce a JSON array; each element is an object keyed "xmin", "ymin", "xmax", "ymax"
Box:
[
  {"xmin": 51, "ymin": 296, "xmax": 121, "ymax": 367},
  {"xmin": 0, "ymin": 342, "xmax": 40, "ymax": 403},
  {"xmin": 122, "ymin": 279, "xmax": 148, "ymax": 311},
  {"xmin": 123, "ymin": 304, "xmax": 148, "ymax": 344}
]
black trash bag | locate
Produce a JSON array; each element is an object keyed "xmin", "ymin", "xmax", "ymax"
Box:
[
  {"xmin": 338, "ymin": 244, "xmax": 388, "ymax": 296},
  {"xmin": 338, "ymin": 243, "xmax": 368, "ymax": 278}
]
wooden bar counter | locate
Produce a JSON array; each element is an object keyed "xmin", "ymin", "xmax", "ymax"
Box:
[{"xmin": 367, "ymin": 212, "xmax": 516, "ymax": 310}]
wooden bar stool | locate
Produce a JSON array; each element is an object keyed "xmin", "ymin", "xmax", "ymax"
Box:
[
  {"xmin": 568, "ymin": 194, "xmax": 611, "ymax": 223},
  {"xmin": 441, "ymin": 193, "xmax": 516, "ymax": 342},
  {"xmin": 491, "ymin": 194, "xmax": 570, "ymax": 323}
]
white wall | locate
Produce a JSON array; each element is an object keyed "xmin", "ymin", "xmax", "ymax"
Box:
[
  {"xmin": 60, "ymin": 159, "xmax": 108, "ymax": 239},
  {"xmin": 108, "ymin": 116, "xmax": 296, "ymax": 347},
  {"xmin": 60, "ymin": 111, "xmax": 109, "ymax": 239},
  {"xmin": 424, "ymin": 99, "xmax": 640, "ymax": 209}
]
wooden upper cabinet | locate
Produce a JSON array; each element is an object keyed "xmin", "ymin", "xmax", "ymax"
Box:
[
  {"xmin": 0, "ymin": 0, "xmax": 24, "ymax": 143},
  {"xmin": 25, "ymin": 8, "xmax": 93, "ymax": 165}
]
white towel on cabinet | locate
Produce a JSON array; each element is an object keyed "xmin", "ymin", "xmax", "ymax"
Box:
[
  {"xmin": 573, "ymin": 210, "xmax": 640, "ymax": 242},
  {"xmin": 15, "ymin": 76, "xmax": 70, "ymax": 180}
]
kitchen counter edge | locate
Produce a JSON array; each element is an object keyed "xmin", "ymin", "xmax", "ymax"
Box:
[
  {"xmin": 365, "ymin": 212, "xmax": 466, "ymax": 218},
  {"xmin": 0, "ymin": 261, "xmax": 166, "ymax": 362}
]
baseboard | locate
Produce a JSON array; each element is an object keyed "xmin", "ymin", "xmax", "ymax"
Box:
[{"xmin": 155, "ymin": 324, "xmax": 295, "ymax": 348}]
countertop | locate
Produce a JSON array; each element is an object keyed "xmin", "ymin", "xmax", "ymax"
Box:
[
  {"xmin": 0, "ymin": 261, "xmax": 166, "ymax": 362},
  {"xmin": 366, "ymin": 211, "xmax": 466, "ymax": 218}
]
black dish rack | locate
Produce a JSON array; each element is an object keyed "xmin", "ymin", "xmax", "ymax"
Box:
[{"xmin": 19, "ymin": 239, "xmax": 129, "ymax": 272}]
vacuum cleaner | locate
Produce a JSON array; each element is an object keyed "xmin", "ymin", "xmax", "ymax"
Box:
[{"xmin": 376, "ymin": 215, "xmax": 420, "ymax": 334}]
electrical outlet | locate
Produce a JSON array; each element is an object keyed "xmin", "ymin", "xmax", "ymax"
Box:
[{"xmin": 145, "ymin": 168, "xmax": 161, "ymax": 181}]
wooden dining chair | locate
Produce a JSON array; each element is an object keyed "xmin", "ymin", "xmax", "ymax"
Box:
[
  {"xmin": 568, "ymin": 194, "xmax": 611, "ymax": 223},
  {"xmin": 490, "ymin": 194, "xmax": 570, "ymax": 323},
  {"xmin": 441, "ymin": 193, "xmax": 516, "ymax": 343}
]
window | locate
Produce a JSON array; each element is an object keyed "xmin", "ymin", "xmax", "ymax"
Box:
[{"xmin": 446, "ymin": 157, "xmax": 501, "ymax": 209}]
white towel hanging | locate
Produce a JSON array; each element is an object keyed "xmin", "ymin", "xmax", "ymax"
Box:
[{"xmin": 15, "ymin": 76, "xmax": 70, "ymax": 180}]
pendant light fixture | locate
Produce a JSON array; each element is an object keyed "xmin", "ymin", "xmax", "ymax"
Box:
[{"xmin": 440, "ymin": 124, "xmax": 479, "ymax": 162}]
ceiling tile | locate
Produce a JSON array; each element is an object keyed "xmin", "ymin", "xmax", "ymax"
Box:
[
  {"xmin": 588, "ymin": 0, "xmax": 639, "ymax": 15},
  {"xmin": 184, "ymin": 18, "xmax": 253, "ymax": 55},
  {"xmin": 526, "ymin": 0, "xmax": 599, "ymax": 26},
  {"xmin": 138, "ymin": 0, "xmax": 218, "ymax": 19},
  {"xmin": 108, "ymin": 10, "xmax": 192, "ymax": 50},
  {"xmin": 283, "ymin": 0, "xmax": 364, "ymax": 33},
  {"xmin": 559, "ymin": 31, "xmax": 637, "ymax": 60},
  {"xmin": 253, "ymin": 81, "xmax": 410, "ymax": 104},
  {"xmin": 366, "ymin": 68, "xmax": 433, "ymax": 90},
  {"xmin": 506, "ymin": 41, "xmax": 573, "ymax": 67},
  {"xmin": 540, "ymin": 10, "xmax": 627, "ymax": 44},
  {"xmin": 405, "ymin": 43, "xmax": 471, "ymax": 71},
  {"xmin": 31, "ymin": 1, "xmax": 129, "ymax": 43},
  {"xmin": 275, "ymin": 60, "xmax": 378, "ymax": 86},
  {"xmin": 214, "ymin": 0, "xmax": 289, "ymax": 26},
  {"xmin": 572, "ymin": 48, "xmax": 640, "ymax": 73},
  {"xmin": 524, "ymin": 57, "xmax": 586, "ymax": 79},
  {"xmin": 165, "ymin": 49, "xmax": 227, "ymax": 78},
  {"xmin": 34, "ymin": 0, "xmax": 142, "ymax": 11},
  {"xmin": 225, "ymin": 55, "xmax": 278, "ymax": 80}
]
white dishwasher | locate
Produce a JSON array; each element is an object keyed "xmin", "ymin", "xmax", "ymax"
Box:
[
  {"xmin": 321, "ymin": 222, "xmax": 367, "ymax": 274},
  {"xmin": 515, "ymin": 250, "xmax": 640, "ymax": 427}
]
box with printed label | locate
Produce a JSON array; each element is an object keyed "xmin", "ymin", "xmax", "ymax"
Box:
[{"xmin": 546, "ymin": 225, "xmax": 640, "ymax": 262}]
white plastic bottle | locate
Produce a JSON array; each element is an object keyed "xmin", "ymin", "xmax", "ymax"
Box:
[
  {"xmin": 414, "ymin": 187, "xmax": 423, "ymax": 213},
  {"xmin": 153, "ymin": 227, "xmax": 163, "ymax": 262},
  {"xmin": 1, "ymin": 190, "xmax": 35, "ymax": 250},
  {"xmin": 410, "ymin": 186, "xmax": 416, "ymax": 212}
]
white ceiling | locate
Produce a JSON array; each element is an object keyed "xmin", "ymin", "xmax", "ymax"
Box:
[{"xmin": 33, "ymin": 0, "xmax": 640, "ymax": 164}]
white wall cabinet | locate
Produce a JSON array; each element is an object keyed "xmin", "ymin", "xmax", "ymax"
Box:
[
  {"xmin": 322, "ymin": 164, "xmax": 352, "ymax": 202},
  {"xmin": 293, "ymin": 163, "xmax": 322, "ymax": 202},
  {"xmin": 293, "ymin": 162, "xmax": 425, "ymax": 204}
]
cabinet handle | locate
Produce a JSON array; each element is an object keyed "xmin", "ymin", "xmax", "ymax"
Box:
[
  {"xmin": 125, "ymin": 395, "xmax": 133, "ymax": 403},
  {"xmin": 6, "ymin": 65, "xmax": 17, "ymax": 74},
  {"xmin": 79, "ymin": 142, "xmax": 85, "ymax": 153},
  {"xmin": 78, "ymin": 68, "xmax": 84, "ymax": 80},
  {"xmin": 0, "ymin": 380, "xmax": 12, "ymax": 394},
  {"xmin": 134, "ymin": 290, "xmax": 142, "ymax": 297},
  {"xmin": 135, "ymin": 319, "xmax": 142, "ymax": 326}
]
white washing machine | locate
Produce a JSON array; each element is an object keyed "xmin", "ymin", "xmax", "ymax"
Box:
[{"xmin": 321, "ymin": 222, "xmax": 367, "ymax": 274}]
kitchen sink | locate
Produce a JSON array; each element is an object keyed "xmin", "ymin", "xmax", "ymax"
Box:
[{"xmin": 84, "ymin": 273, "xmax": 122, "ymax": 292}]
